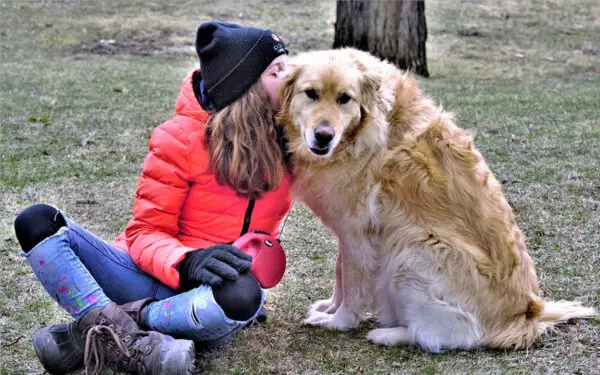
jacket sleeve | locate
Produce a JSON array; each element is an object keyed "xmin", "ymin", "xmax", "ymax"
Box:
[{"xmin": 125, "ymin": 120, "xmax": 197, "ymax": 290}]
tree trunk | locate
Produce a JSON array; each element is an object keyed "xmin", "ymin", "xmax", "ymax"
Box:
[{"xmin": 334, "ymin": 0, "xmax": 429, "ymax": 77}]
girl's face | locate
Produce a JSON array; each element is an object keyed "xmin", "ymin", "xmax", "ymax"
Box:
[{"xmin": 260, "ymin": 54, "xmax": 288, "ymax": 111}]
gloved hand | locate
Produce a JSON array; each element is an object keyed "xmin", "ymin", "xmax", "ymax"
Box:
[{"xmin": 178, "ymin": 244, "xmax": 252, "ymax": 290}]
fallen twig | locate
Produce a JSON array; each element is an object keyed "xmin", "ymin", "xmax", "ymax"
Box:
[{"xmin": 1, "ymin": 335, "xmax": 25, "ymax": 348}]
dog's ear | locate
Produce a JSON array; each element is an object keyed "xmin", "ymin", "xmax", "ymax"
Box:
[
  {"xmin": 359, "ymin": 72, "xmax": 380, "ymax": 118},
  {"xmin": 277, "ymin": 65, "xmax": 303, "ymax": 123}
]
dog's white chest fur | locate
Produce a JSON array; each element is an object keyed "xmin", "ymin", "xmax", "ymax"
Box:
[{"xmin": 294, "ymin": 165, "xmax": 380, "ymax": 240}]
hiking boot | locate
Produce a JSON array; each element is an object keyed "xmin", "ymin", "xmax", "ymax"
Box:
[
  {"xmin": 245, "ymin": 305, "xmax": 268, "ymax": 328},
  {"xmin": 118, "ymin": 297, "xmax": 154, "ymax": 328},
  {"xmin": 255, "ymin": 304, "xmax": 268, "ymax": 324},
  {"xmin": 33, "ymin": 303, "xmax": 195, "ymax": 375},
  {"xmin": 33, "ymin": 323, "xmax": 85, "ymax": 374},
  {"xmin": 32, "ymin": 299, "xmax": 154, "ymax": 374}
]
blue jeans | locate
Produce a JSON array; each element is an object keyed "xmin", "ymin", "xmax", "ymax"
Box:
[
  {"xmin": 61, "ymin": 220, "xmax": 177, "ymax": 303},
  {"xmin": 24, "ymin": 215, "xmax": 262, "ymax": 346}
]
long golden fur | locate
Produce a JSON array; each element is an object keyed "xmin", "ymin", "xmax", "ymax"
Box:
[
  {"xmin": 277, "ymin": 48, "xmax": 595, "ymax": 351},
  {"xmin": 205, "ymin": 80, "xmax": 285, "ymax": 199}
]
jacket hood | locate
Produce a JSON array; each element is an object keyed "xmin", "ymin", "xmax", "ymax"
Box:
[{"xmin": 174, "ymin": 70, "xmax": 210, "ymax": 122}]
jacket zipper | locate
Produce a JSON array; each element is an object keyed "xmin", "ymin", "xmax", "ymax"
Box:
[{"xmin": 239, "ymin": 198, "xmax": 255, "ymax": 236}]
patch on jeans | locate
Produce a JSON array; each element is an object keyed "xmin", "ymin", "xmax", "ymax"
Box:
[{"xmin": 28, "ymin": 240, "xmax": 104, "ymax": 316}]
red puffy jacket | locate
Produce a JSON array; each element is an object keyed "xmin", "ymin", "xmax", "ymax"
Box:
[{"xmin": 113, "ymin": 71, "xmax": 292, "ymax": 290}]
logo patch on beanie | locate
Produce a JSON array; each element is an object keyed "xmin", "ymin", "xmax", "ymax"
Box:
[
  {"xmin": 273, "ymin": 44, "xmax": 286, "ymax": 54},
  {"xmin": 271, "ymin": 33, "xmax": 286, "ymax": 54}
]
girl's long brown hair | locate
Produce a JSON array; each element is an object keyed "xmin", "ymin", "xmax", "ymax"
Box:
[{"xmin": 204, "ymin": 80, "xmax": 285, "ymax": 199}]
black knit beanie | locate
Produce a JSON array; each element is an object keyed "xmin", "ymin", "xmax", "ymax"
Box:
[{"xmin": 195, "ymin": 21, "xmax": 288, "ymax": 112}]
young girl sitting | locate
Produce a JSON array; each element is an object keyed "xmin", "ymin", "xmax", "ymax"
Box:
[{"xmin": 14, "ymin": 21, "xmax": 292, "ymax": 375}]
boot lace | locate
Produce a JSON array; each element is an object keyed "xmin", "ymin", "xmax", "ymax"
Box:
[
  {"xmin": 83, "ymin": 325, "xmax": 131, "ymax": 375},
  {"xmin": 83, "ymin": 325, "xmax": 150, "ymax": 375}
]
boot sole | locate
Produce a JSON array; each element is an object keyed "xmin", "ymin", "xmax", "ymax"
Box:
[{"xmin": 161, "ymin": 339, "xmax": 196, "ymax": 375}]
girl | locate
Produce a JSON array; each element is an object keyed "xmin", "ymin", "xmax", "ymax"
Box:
[{"xmin": 14, "ymin": 21, "xmax": 291, "ymax": 375}]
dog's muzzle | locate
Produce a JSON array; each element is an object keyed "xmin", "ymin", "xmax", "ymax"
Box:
[{"xmin": 309, "ymin": 123, "xmax": 335, "ymax": 156}]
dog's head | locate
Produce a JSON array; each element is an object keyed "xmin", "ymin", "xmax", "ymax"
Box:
[{"xmin": 277, "ymin": 49, "xmax": 384, "ymax": 163}]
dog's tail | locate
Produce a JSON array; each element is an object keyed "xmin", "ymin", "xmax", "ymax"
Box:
[
  {"xmin": 537, "ymin": 300, "xmax": 596, "ymax": 333},
  {"xmin": 486, "ymin": 298, "xmax": 596, "ymax": 349}
]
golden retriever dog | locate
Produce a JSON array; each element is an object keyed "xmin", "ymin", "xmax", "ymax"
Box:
[{"xmin": 277, "ymin": 48, "xmax": 596, "ymax": 352}]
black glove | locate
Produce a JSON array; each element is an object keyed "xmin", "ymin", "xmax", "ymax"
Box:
[{"xmin": 178, "ymin": 244, "xmax": 252, "ymax": 290}]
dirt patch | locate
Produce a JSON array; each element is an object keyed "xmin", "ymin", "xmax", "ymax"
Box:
[
  {"xmin": 72, "ymin": 27, "xmax": 195, "ymax": 57},
  {"xmin": 73, "ymin": 37, "xmax": 193, "ymax": 56},
  {"xmin": 566, "ymin": 64, "xmax": 600, "ymax": 80},
  {"xmin": 457, "ymin": 25, "xmax": 485, "ymax": 37},
  {"xmin": 74, "ymin": 38, "xmax": 151, "ymax": 55}
]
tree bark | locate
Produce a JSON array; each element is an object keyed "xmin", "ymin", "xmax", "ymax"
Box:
[{"xmin": 334, "ymin": 0, "xmax": 429, "ymax": 77}]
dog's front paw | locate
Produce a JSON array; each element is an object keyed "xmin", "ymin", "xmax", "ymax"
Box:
[
  {"xmin": 367, "ymin": 327, "xmax": 409, "ymax": 346},
  {"xmin": 309, "ymin": 298, "xmax": 341, "ymax": 315},
  {"xmin": 303, "ymin": 308, "xmax": 358, "ymax": 331}
]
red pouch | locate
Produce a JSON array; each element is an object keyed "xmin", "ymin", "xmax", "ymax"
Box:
[{"xmin": 232, "ymin": 231, "xmax": 286, "ymax": 289}]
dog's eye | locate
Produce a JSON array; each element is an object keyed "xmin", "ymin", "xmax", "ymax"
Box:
[
  {"xmin": 304, "ymin": 89, "xmax": 318, "ymax": 100},
  {"xmin": 337, "ymin": 93, "xmax": 351, "ymax": 105}
]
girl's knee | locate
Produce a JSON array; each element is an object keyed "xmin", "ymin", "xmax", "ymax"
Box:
[
  {"xmin": 213, "ymin": 273, "xmax": 262, "ymax": 321},
  {"xmin": 14, "ymin": 204, "xmax": 67, "ymax": 253}
]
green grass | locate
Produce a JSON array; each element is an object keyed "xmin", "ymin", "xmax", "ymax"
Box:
[{"xmin": 1, "ymin": 0, "xmax": 599, "ymax": 374}]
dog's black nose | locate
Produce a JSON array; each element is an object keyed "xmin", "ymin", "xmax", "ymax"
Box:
[{"xmin": 314, "ymin": 124, "xmax": 335, "ymax": 147}]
